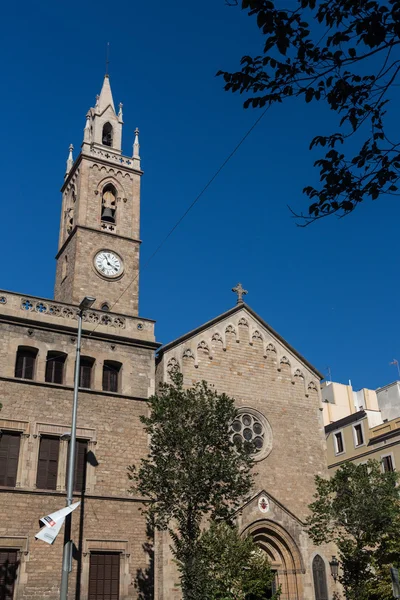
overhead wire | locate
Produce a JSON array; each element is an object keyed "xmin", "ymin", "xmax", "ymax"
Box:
[{"xmin": 43, "ymin": 102, "xmax": 271, "ymax": 362}]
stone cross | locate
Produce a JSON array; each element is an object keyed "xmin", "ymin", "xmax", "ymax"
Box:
[{"xmin": 232, "ymin": 283, "xmax": 248, "ymax": 304}]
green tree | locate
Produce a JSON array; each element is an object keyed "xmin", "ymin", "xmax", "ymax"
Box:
[
  {"xmin": 199, "ymin": 521, "xmax": 279, "ymax": 600},
  {"xmin": 306, "ymin": 460, "xmax": 400, "ymax": 600},
  {"xmin": 218, "ymin": 0, "xmax": 400, "ymax": 224},
  {"xmin": 129, "ymin": 370, "xmax": 255, "ymax": 600},
  {"xmin": 196, "ymin": 521, "xmax": 279, "ymax": 600}
]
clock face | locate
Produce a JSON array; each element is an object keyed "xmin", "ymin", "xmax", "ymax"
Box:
[{"xmin": 94, "ymin": 250, "xmax": 124, "ymax": 278}]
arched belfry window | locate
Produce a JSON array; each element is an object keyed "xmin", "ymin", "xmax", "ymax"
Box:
[
  {"xmin": 313, "ymin": 555, "xmax": 328, "ymax": 600},
  {"xmin": 102, "ymin": 122, "xmax": 113, "ymax": 147},
  {"xmin": 101, "ymin": 184, "xmax": 116, "ymax": 224}
]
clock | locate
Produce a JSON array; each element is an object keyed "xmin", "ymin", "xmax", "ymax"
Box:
[{"xmin": 94, "ymin": 250, "xmax": 124, "ymax": 278}]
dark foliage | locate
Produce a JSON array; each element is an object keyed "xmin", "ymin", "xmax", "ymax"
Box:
[
  {"xmin": 219, "ymin": 0, "xmax": 400, "ymax": 224},
  {"xmin": 129, "ymin": 370, "xmax": 255, "ymax": 600}
]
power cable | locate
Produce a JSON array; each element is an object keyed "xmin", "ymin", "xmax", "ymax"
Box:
[{"xmin": 43, "ymin": 103, "xmax": 271, "ymax": 361}]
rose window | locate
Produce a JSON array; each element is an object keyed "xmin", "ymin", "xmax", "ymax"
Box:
[{"xmin": 230, "ymin": 409, "xmax": 272, "ymax": 460}]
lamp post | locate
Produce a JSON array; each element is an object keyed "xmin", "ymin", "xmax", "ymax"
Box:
[
  {"xmin": 60, "ymin": 296, "xmax": 96, "ymax": 600},
  {"xmin": 329, "ymin": 555, "xmax": 339, "ymax": 583}
]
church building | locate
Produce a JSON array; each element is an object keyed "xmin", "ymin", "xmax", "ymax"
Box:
[{"xmin": 0, "ymin": 75, "xmax": 336, "ymax": 600}]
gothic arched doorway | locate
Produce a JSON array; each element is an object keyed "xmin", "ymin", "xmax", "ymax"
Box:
[
  {"xmin": 243, "ymin": 520, "xmax": 304, "ymax": 600},
  {"xmin": 312, "ymin": 555, "xmax": 328, "ymax": 600}
]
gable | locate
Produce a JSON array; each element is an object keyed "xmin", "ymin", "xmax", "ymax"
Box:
[{"xmin": 157, "ymin": 304, "xmax": 322, "ymax": 389}]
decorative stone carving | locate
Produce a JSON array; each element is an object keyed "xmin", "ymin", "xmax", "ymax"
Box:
[
  {"xmin": 19, "ymin": 298, "xmax": 126, "ymax": 329},
  {"xmin": 252, "ymin": 330, "xmax": 263, "ymax": 341},
  {"xmin": 90, "ymin": 147, "xmax": 133, "ymax": 167},
  {"xmin": 182, "ymin": 349, "xmax": 195, "ymax": 360},
  {"xmin": 238, "ymin": 317, "xmax": 248, "ymax": 327},
  {"xmin": 167, "ymin": 358, "xmax": 179, "ymax": 373},
  {"xmin": 197, "ymin": 340, "xmax": 209, "ymax": 353},
  {"xmin": 280, "ymin": 356, "xmax": 290, "ymax": 366},
  {"xmin": 230, "ymin": 407, "xmax": 273, "ymax": 461},
  {"xmin": 21, "ymin": 299, "xmax": 33, "ymax": 311},
  {"xmin": 114, "ymin": 317, "xmax": 126, "ymax": 328},
  {"xmin": 294, "ymin": 369, "xmax": 304, "ymax": 379},
  {"xmin": 258, "ymin": 496, "xmax": 270, "ymax": 513},
  {"xmin": 0, "ymin": 296, "xmax": 7, "ymax": 304},
  {"xmin": 225, "ymin": 325, "xmax": 236, "ymax": 335},
  {"xmin": 266, "ymin": 343, "xmax": 276, "ymax": 354},
  {"xmin": 308, "ymin": 381, "xmax": 318, "ymax": 392},
  {"xmin": 211, "ymin": 332, "xmax": 223, "ymax": 344}
]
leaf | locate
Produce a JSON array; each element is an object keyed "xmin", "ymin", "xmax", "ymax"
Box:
[{"xmin": 305, "ymin": 87, "xmax": 314, "ymax": 103}]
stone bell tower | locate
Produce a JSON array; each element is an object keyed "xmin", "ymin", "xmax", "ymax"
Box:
[{"xmin": 54, "ymin": 75, "xmax": 142, "ymax": 316}]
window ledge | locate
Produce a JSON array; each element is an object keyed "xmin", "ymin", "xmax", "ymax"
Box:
[{"xmin": 0, "ymin": 376, "xmax": 148, "ymax": 401}]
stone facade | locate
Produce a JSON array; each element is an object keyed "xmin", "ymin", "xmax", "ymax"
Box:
[
  {"xmin": 0, "ymin": 72, "xmax": 338, "ymax": 600},
  {"xmin": 155, "ymin": 304, "xmax": 338, "ymax": 600},
  {"xmin": 55, "ymin": 75, "xmax": 142, "ymax": 317},
  {"xmin": 0, "ymin": 76, "xmax": 157, "ymax": 600}
]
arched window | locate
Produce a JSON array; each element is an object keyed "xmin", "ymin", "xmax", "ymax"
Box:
[
  {"xmin": 101, "ymin": 184, "xmax": 117, "ymax": 224},
  {"xmin": 102, "ymin": 122, "xmax": 113, "ymax": 147},
  {"xmin": 15, "ymin": 346, "xmax": 38, "ymax": 380},
  {"xmin": 103, "ymin": 361, "xmax": 122, "ymax": 393},
  {"xmin": 45, "ymin": 351, "xmax": 67, "ymax": 384},
  {"xmin": 313, "ymin": 555, "xmax": 328, "ymax": 600}
]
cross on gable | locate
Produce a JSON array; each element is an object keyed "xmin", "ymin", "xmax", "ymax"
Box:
[{"xmin": 232, "ymin": 283, "xmax": 248, "ymax": 304}]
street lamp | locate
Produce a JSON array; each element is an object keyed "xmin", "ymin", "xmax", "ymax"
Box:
[
  {"xmin": 60, "ymin": 296, "xmax": 96, "ymax": 600},
  {"xmin": 329, "ymin": 555, "xmax": 339, "ymax": 582}
]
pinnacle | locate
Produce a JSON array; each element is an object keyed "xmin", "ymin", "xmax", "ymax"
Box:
[{"xmin": 97, "ymin": 75, "xmax": 115, "ymax": 113}]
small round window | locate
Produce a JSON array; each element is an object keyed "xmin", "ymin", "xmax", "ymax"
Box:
[{"xmin": 230, "ymin": 408, "xmax": 272, "ymax": 461}]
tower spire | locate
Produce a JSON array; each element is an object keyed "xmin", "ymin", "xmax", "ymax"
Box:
[
  {"xmin": 105, "ymin": 42, "xmax": 110, "ymax": 76},
  {"xmin": 65, "ymin": 144, "xmax": 74, "ymax": 177},
  {"xmin": 97, "ymin": 74, "xmax": 115, "ymax": 113}
]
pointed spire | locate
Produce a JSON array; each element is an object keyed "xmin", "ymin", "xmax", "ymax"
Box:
[
  {"xmin": 65, "ymin": 144, "xmax": 74, "ymax": 177},
  {"xmin": 133, "ymin": 128, "xmax": 140, "ymax": 159},
  {"xmin": 97, "ymin": 75, "xmax": 115, "ymax": 113},
  {"xmin": 83, "ymin": 112, "xmax": 91, "ymax": 144}
]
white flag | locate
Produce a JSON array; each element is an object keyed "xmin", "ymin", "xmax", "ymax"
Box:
[{"xmin": 35, "ymin": 501, "xmax": 80, "ymax": 545}]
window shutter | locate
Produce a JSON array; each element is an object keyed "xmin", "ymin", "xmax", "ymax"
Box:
[
  {"xmin": 15, "ymin": 349, "xmax": 36, "ymax": 379},
  {"xmin": 15, "ymin": 353, "xmax": 24, "ymax": 378},
  {"xmin": 53, "ymin": 358, "xmax": 64, "ymax": 384},
  {"xmin": 74, "ymin": 440, "xmax": 87, "ymax": 492},
  {"xmin": 66, "ymin": 439, "xmax": 88, "ymax": 492},
  {"xmin": 36, "ymin": 437, "xmax": 59, "ymax": 490},
  {"xmin": 45, "ymin": 360, "xmax": 53, "ymax": 383},
  {"xmin": 80, "ymin": 360, "xmax": 93, "ymax": 389},
  {"xmin": 0, "ymin": 549, "xmax": 18, "ymax": 600},
  {"xmin": 103, "ymin": 363, "xmax": 119, "ymax": 393},
  {"xmin": 0, "ymin": 433, "xmax": 20, "ymax": 487},
  {"xmin": 24, "ymin": 353, "xmax": 35, "ymax": 379}
]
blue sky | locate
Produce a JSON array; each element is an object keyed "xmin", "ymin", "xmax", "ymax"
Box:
[{"xmin": 1, "ymin": 0, "xmax": 400, "ymax": 390}]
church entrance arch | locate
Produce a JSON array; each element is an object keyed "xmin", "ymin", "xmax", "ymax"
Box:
[{"xmin": 243, "ymin": 520, "xmax": 304, "ymax": 600}]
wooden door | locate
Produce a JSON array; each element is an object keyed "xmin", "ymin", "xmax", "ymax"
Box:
[{"xmin": 89, "ymin": 552, "xmax": 120, "ymax": 600}]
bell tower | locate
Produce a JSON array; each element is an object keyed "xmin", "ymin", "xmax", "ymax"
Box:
[{"xmin": 54, "ymin": 75, "xmax": 142, "ymax": 316}]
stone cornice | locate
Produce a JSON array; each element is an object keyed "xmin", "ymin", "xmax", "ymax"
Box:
[
  {"xmin": 0, "ymin": 487, "xmax": 149, "ymax": 503},
  {"xmin": 0, "ymin": 314, "xmax": 160, "ymax": 350},
  {"xmin": 0, "ymin": 376, "xmax": 151, "ymax": 401},
  {"xmin": 55, "ymin": 225, "xmax": 142, "ymax": 260}
]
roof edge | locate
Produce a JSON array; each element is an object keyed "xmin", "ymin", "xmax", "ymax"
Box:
[
  {"xmin": 157, "ymin": 302, "xmax": 323, "ymax": 379},
  {"xmin": 325, "ymin": 409, "xmax": 367, "ymax": 434}
]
